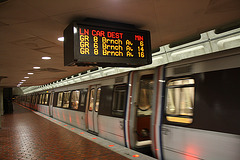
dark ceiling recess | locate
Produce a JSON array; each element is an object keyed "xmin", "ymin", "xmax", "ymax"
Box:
[
  {"xmin": 215, "ymin": 20, "xmax": 240, "ymax": 34},
  {"xmin": 0, "ymin": 0, "xmax": 8, "ymax": 4},
  {"xmin": 169, "ymin": 34, "xmax": 201, "ymax": 48},
  {"xmin": 0, "ymin": 76, "xmax": 8, "ymax": 83},
  {"xmin": 39, "ymin": 68, "xmax": 67, "ymax": 73}
]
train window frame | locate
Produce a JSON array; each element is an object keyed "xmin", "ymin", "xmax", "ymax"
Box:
[
  {"xmin": 39, "ymin": 94, "xmax": 42, "ymax": 104},
  {"xmin": 70, "ymin": 90, "xmax": 80, "ymax": 110},
  {"xmin": 112, "ymin": 84, "xmax": 128, "ymax": 118},
  {"xmin": 32, "ymin": 95, "xmax": 35, "ymax": 104},
  {"xmin": 79, "ymin": 89, "xmax": 88, "ymax": 112},
  {"xmin": 44, "ymin": 93, "xmax": 49, "ymax": 105},
  {"xmin": 36, "ymin": 94, "xmax": 39, "ymax": 104},
  {"xmin": 53, "ymin": 92, "xmax": 58, "ymax": 107},
  {"xmin": 62, "ymin": 91, "xmax": 71, "ymax": 108},
  {"xmin": 137, "ymin": 74, "xmax": 154, "ymax": 116},
  {"xmin": 88, "ymin": 88, "xmax": 95, "ymax": 111},
  {"xmin": 165, "ymin": 78, "xmax": 195, "ymax": 124},
  {"xmin": 95, "ymin": 87, "xmax": 101, "ymax": 112},
  {"xmin": 41, "ymin": 94, "xmax": 46, "ymax": 104},
  {"xmin": 56, "ymin": 92, "xmax": 63, "ymax": 107}
]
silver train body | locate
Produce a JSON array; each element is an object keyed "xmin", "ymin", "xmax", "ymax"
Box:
[{"xmin": 18, "ymin": 47, "xmax": 240, "ymax": 159}]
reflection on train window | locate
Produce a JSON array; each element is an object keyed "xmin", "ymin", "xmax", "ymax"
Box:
[
  {"xmin": 39, "ymin": 94, "xmax": 42, "ymax": 104},
  {"xmin": 36, "ymin": 95, "xmax": 39, "ymax": 104},
  {"xmin": 89, "ymin": 89, "xmax": 95, "ymax": 111},
  {"xmin": 70, "ymin": 91, "xmax": 80, "ymax": 110},
  {"xmin": 95, "ymin": 88, "xmax": 101, "ymax": 112},
  {"xmin": 44, "ymin": 94, "xmax": 49, "ymax": 105},
  {"xmin": 112, "ymin": 85, "xmax": 127, "ymax": 117},
  {"xmin": 166, "ymin": 78, "xmax": 195, "ymax": 124},
  {"xmin": 41, "ymin": 94, "xmax": 45, "ymax": 104},
  {"xmin": 27, "ymin": 95, "xmax": 31, "ymax": 103},
  {"xmin": 80, "ymin": 89, "xmax": 87, "ymax": 111},
  {"xmin": 57, "ymin": 92, "xmax": 63, "ymax": 107},
  {"xmin": 32, "ymin": 95, "xmax": 35, "ymax": 104},
  {"xmin": 138, "ymin": 74, "xmax": 153, "ymax": 116},
  {"xmin": 62, "ymin": 91, "xmax": 71, "ymax": 108}
]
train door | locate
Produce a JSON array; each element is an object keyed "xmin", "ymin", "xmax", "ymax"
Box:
[
  {"xmin": 49, "ymin": 92, "xmax": 54, "ymax": 117},
  {"xmin": 87, "ymin": 85, "xmax": 101, "ymax": 133},
  {"xmin": 136, "ymin": 71, "xmax": 154, "ymax": 146}
]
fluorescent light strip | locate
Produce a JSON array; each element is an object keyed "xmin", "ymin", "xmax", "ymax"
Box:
[
  {"xmin": 58, "ymin": 37, "xmax": 64, "ymax": 42},
  {"xmin": 42, "ymin": 57, "xmax": 51, "ymax": 60}
]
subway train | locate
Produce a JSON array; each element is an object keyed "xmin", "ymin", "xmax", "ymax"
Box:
[{"xmin": 16, "ymin": 29, "xmax": 240, "ymax": 159}]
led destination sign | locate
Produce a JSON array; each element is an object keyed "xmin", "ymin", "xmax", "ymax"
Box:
[{"xmin": 64, "ymin": 22, "xmax": 151, "ymax": 67}]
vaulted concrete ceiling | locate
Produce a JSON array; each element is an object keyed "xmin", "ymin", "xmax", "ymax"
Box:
[{"xmin": 0, "ymin": 0, "xmax": 240, "ymax": 87}]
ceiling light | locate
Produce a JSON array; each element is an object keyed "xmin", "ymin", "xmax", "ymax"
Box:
[
  {"xmin": 42, "ymin": 56, "xmax": 51, "ymax": 60},
  {"xmin": 33, "ymin": 67, "xmax": 40, "ymax": 69},
  {"xmin": 21, "ymin": 80, "xmax": 26, "ymax": 81},
  {"xmin": 74, "ymin": 27, "xmax": 77, "ymax": 34},
  {"xmin": 19, "ymin": 82, "xmax": 23, "ymax": 84},
  {"xmin": 24, "ymin": 77, "xmax": 29, "ymax": 78},
  {"xmin": 28, "ymin": 73, "xmax": 34, "ymax": 75},
  {"xmin": 58, "ymin": 37, "xmax": 64, "ymax": 42}
]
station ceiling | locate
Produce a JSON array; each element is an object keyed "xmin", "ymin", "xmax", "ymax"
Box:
[{"xmin": 0, "ymin": 0, "xmax": 240, "ymax": 87}]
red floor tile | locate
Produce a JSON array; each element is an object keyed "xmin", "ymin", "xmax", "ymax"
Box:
[{"xmin": 0, "ymin": 104, "xmax": 130, "ymax": 160}]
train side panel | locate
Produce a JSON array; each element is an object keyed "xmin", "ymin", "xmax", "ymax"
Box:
[
  {"xmin": 97, "ymin": 73, "xmax": 129, "ymax": 146},
  {"xmin": 161, "ymin": 48, "xmax": 240, "ymax": 160},
  {"xmin": 38, "ymin": 104, "xmax": 49, "ymax": 116},
  {"xmin": 98, "ymin": 115, "xmax": 125, "ymax": 145},
  {"xmin": 162, "ymin": 125, "xmax": 240, "ymax": 160},
  {"xmin": 53, "ymin": 107, "xmax": 86, "ymax": 130}
]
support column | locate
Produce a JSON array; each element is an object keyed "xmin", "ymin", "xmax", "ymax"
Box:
[{"xmin": 0, "ymin": 87, "xmax": 3, "ymax": 129}]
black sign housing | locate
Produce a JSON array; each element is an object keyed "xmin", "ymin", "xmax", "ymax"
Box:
[{"xmin": 64, "ymin": 22, "xmax": 151, "ymax": 67}]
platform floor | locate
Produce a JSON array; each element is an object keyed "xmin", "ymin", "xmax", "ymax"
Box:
[{"xmin": 0, "ymin": 103, "xmax": 155, "ymax": 160}]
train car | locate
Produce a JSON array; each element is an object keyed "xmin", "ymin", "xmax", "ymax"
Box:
[{"xmin": 152, "ymin": 47, "xmax": 240, "ymax": 160}]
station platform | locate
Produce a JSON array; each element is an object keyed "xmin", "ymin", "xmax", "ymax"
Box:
[{"xmin": 0, "ymin": 103, "xmax": 155, "ymax": 160}]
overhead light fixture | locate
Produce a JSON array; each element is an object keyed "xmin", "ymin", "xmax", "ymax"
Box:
[
  {"xmin": 19, "ymin": 82, "xmax": 23, "ymax": 84},
  {"xmin": 24, "ymin": 77, "xmax": 29, "ymax": 78},
  {"xmin": 21, "ymin": 80, "xmax": 26, "ymax": 81},
  {"xmin": 33, "ymin": 67, "xmax": 40, "ymax": 69},
  {"xmin": 74, "ymin": 27, "xmax": 77, "ymax": 34},
  {"xmin": 28, "ymin": 73, "xmax": 34, "ymax": 75},
  {"xmin": 42, "ymin": 56, "xmax": 51, "ymax": 60},
  {"xmin": 58, "ymin": 37, "xmax": 64, "ymax": 42}
]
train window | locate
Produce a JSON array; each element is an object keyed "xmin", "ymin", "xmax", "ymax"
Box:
[
  {"xmin": 62, "ymin": 91, "xmax": 71, "ymax": 108},
  {"xmin": 42, "ymin": 94, "xmax": 46, "ymax": 104},
  {"xmin": 89, "ymin": 89, "xmax": 95, "ymax": 111},
  {"xmin": 70, "ymin": 90, "xmax": 80, "ymax": 110},
  {"xmin": 32, "ymin": 95, "xmax": 35, "ymax": 104},
  {"xmin": 137, "ymin": 74, "xmax": 153, "ymax": 116},
  {"xmin": 36, "ymin": 95, "xmax": 39, "ymax": 104},
  {"xmin": 44, "ymin": 94, "xmax": 49, "ymax": 105},
  {"xmin": 166, "ymin": 78, "xmax": 195, "ymax": 124},
  {"xmin": 57, "ymin": 92, "xmax": 63, "ymax": 107},
  {"xmin": 39, "ymin": 94, "xmax": 42, "ymax": 104},
  {"xmin": 95, "ymin": 88, "xmax": 101, "ymax": 112},
  {"xmin": 112, "ymin": 85, "xmax": 127, "ymax": 117},
  {"xmin": 79, "ymin": 89, "xmax": 87, "ymax": 111},
  {"xmin": 53, "ymin": 92, "xmax": 58, "ymax": 107}
]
